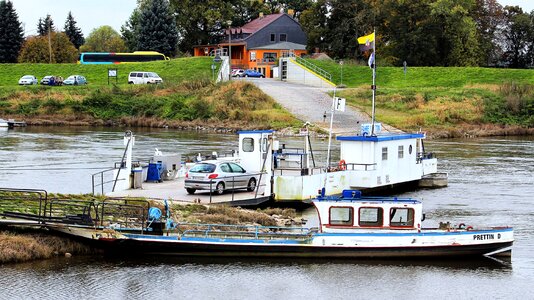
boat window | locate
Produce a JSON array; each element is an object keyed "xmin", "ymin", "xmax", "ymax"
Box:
[
  {"xmin": 389, "ymin": 208, "xmax": 414, "ymax": 227},
  {"xmin": 409, "ymin": 145, "xmax": 413, "ymax": 155},
  {"xmin": 359, "ymin": 207, "xmax": 383, "ymax": 227},
  {"xmin": 329, "ymin": 207, "xmax": 353, "ymax": 226},
  {"xmin": 242, "ymin": 138, "xmax": 254, "ymax": 152},
  {"xmin": 261, "ymin": 137, "xmax": 268, "ymax": 152},
  {"xmin": 382, "ymin": 147, "xmax": 388, "ymax": 160},
  {"xmin": 398, "ymin": 145, "xmax": 404, "ymax": 159}
]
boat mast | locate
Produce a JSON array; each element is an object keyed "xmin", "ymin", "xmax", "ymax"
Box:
[
  {"xmin": 322, "ymin": 87, "xmax": 337, "ymax": 196},
  {"xmin": 371, "ymin": 28, "xmax": 377, "ymax": 136}
]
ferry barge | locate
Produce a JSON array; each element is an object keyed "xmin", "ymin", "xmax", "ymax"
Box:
[{"xmin": 48, "ymin": 190, "xmax": 513, "ymax": 258}]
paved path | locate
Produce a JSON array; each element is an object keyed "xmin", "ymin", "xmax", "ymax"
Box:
[{"xmin": 244, "ymin": 78, "xmax": 382, "ymax": 134}]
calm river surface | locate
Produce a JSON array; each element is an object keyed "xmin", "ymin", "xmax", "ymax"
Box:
[{"xmin": 0, "ymin": 127, "xmax": 533, "ymax": 299}]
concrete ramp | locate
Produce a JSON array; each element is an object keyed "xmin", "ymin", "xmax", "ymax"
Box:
[{"xmin": 280, "ymin": 57, "xmax": 335, "ymax": 88}]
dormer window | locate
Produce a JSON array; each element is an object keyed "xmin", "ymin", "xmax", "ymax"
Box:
[
  {"xmin": 270, "ymin": 33, "xmax": 275, "ymax": 42},
  {"xmin": 280, "ymin": 33, "xmax": 287, "ymax": 42}
]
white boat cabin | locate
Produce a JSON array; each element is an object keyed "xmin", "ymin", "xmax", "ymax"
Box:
[
  {"xmin": 236, "ymin": 130, "xmax": 441, "ymax": 201},
  {"xmin": 313, "ymin": 190, "xmax": 423, "ymax": 233}
]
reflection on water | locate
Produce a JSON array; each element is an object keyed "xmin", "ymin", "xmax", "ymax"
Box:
[{"xmin": 0, "ymin": 128, "xmax": 533, "ymax": 298}]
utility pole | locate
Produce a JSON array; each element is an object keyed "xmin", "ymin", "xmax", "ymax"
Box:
[
  {"xmin": 48, "ymin": 17, "xmax": 52, "ymax": 63},
  {"xmin": 226, "ymin": 20, "xmax": 232, "ymax": 80}
]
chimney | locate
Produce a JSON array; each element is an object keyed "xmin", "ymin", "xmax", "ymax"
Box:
[
  {"xmin": 288, "ymin": 9, "xmax": 295, "ymax": 17},
  {"xmin": 259, "ymin": 12, "xmax": 264, "ymax": 19}
]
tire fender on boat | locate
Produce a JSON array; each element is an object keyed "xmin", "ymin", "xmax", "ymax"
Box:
[
  {"xmin": 458, "ymin": 223, "xmax": 466, "ymax": 229},
  {"xmin": 466, "ymin": 226, "xmax": 473, "ymax": 231}
]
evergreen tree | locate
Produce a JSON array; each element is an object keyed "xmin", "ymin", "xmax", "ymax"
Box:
[
  {"xmin": 0, "ymin": 0, "xmax": 24, "ymax": 63},
  {"xmin": 37, "ymin": 14, "xmax": 55, "ymax": 36},
  {"xmin": 64, "ymin": 11, "xmax": 84, "ymax": 49},
  {"xmin": 137, "ymin": 0, "xmax": 178, "ymax": 57}
]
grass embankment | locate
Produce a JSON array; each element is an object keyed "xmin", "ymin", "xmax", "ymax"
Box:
[
  {"xmin": 309, "ymin": 59, "xmax": 534, "ymax": 136},
  {"xmin": 0, "ymin": 57, "xmax": 299, "ymax": 129}
]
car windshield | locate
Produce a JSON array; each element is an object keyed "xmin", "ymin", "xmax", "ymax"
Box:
[
  {"xmin": 22, "ymin": 76, "xmax": 33, "ymax": 79},
  {"xmin": 149, "ymin": 72, "xmax": 159, "ymax": 78},
  {"xmin": 189, "ymin": 163, "xmax": 216, "ymax": 173},
  {"xmin": 43, "ymin": 76, "xmax": 51, "ymax": 79},
  {"xmin": 66, "ymin": 76, "xmax": 75, "ymax": 80}
]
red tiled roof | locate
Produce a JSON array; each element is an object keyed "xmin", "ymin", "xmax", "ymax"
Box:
[{"xmin": 233, "ymin": 13, "xmax": 284, "ymax": 34}]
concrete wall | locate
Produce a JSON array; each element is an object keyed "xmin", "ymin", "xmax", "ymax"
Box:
[{"xmin": 280, "ymin": 58, "xmax": 335, "ymax": 88}]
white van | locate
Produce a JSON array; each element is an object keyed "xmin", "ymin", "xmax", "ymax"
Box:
[{"xmin": 128, "ymin": 72, "xmax": 163, "ymax": 84}]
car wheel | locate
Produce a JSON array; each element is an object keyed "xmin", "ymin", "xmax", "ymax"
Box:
[
  {"xmin": 186, "ymin": 188, "xmax": 196, "ymax": 194},
  {"xmin": 215, "ymin": 182, "xmax": 225, "ymax": 195},
  {"xmin": 247, "ymin": 178, "xmax": 256, "ymax": 192}
]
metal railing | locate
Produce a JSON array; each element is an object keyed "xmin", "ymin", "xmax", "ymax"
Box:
[
  {"xmin": 293, "ymin": 56, "xmax": 332, "ymax": 82},
  {"xmin": 186, "ymin": 172, "xmax": 266, "ymax": 203},
  {"xmin": 179, "ymin": 223, "xmax": 314, "ymax": 240}
]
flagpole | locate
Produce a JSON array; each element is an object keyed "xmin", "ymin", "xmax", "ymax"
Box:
[
  {"xmin": 322, "ymin": 87, "xmax": 336, "ymax": 196},
  {"xmin": 371, "ymin": 28, "xmax": 376, "ymax": 136}
]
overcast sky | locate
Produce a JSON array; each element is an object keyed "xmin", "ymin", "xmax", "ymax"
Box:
[{"xmin": 9, "ymin": 0, "xmax": 534, "ymax": 38}]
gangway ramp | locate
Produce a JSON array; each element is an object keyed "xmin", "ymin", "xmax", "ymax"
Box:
[{"xmin": 280, "ymin": 57, "xmax": 335, "ymax": 88}]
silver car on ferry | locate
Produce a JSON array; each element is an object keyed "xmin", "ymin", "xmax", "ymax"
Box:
[{"xmin": 184, "ymin": 161, "xmax": 258, "ymax": 195}]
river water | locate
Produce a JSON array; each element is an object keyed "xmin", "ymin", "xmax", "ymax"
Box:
[{"xmin": 0, "ymin": 127, "xmax": 533, "ymax": 299}]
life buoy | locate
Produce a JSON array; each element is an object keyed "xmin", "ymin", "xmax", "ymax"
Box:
[{"xmin": 339, "ymin": 159, "xmax": 346, "ymax": 171}]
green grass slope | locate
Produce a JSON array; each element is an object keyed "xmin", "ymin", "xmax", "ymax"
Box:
[
  {"xmin": 306, "ymin": 59, "xmax": 534, "ymax": 132},
  {"xmin": 0, "ymin": 57, "xmax": 216, "ymax": 87}
]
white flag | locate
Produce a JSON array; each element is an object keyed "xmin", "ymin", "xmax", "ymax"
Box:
[{"xmin": 368, "ymin": 52, "xmax": 375, "ymax": 68}]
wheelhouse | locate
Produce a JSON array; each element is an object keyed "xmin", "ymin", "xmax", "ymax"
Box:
[{"xmin": 313, "ymin": 190, "xmax": 423, "ymax": 233}]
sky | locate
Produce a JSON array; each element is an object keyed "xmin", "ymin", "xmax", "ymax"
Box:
[
  {"xmin": 8, "ymin": 0, "xmax": 534, "ymax": 38},
  {"xmin": 10, "ymin": 0, "xmax": 138, "ymax": 37}
]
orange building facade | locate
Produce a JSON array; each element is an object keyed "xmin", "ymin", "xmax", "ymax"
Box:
[{"xmin": 193, "ymin": 13, "xmax": 307, "ymax": 78}]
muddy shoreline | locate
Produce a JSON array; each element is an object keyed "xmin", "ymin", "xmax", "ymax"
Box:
[{"xmin": 8, "ymin": 115, "xmax": 534, "ymax": 139}]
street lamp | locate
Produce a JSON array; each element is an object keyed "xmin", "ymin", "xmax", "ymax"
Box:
[{"xmin": 226, "ymin": 20, "xmax": 232, "ymax": 79}]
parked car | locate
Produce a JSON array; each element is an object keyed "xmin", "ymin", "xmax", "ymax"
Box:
[
  {"xmin": 128, "ymin": 71, "xmax": 163, "ymax": 84},
  {"xmin": 40, "ymin": 75, "xmax": 63, "ymax": 86},
  {"xmin": 63, "ymin": 75, "xmax": 87, "ymax": 85},
  {"xmin": 243, "ymin": 69, "xmax": 264, "ymax": 78},
  {"xmin": 231, "ymin": 69, "xmax": 245, "ymax": 77},
  {"xmin": 18, "ymin": 75, "xmax": 38, "ymax": 85},
  {"xmin": 184, "ymin": 161, "xmax": 258, "ymax": 195}
]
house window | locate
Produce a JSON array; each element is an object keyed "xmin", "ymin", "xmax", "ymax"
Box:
[
  {"xmin": 263, "ymin": 52, "xmax": 277, "ymax": 62},
  {"xmin": 270, "ymin": 33, "xmax": 275, "ymax": 42},
  {"xmin": 242, "ymin": 138, "xmax": 254, "ymax": 152},
  {"xmin": 359, "ymin": 207, "xmax": 383, "ymax": 227},
  {"xmin": 398, "ymin": 145, "xmax": 404, "ymax": 159},
  {"xmin": 390, "ymin": 208, "xmax": 415, "ymax": 227},
  {"xmin": 382, "ymin": 147, "xmax": 388, "ymax": 160},
  {"xmin": 250, "ymin": 51, "xmax": 256, "ymax": 61},
  {"xmin": 329, "ymin": 207, "xmax": 353, "ymax": 226},
  {"xmin": 279, "ymin": 33, "xmax": 287, "ymax": 41}
]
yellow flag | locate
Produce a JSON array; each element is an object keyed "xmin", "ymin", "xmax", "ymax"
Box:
[{"xmin": 357, "ymin": 32, "xmax": 375, "ymax": 45}]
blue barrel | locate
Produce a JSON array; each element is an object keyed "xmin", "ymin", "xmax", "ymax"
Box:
[{"xmin": 147, "ymin": 162, "xmax": 163, "ymax": 182}]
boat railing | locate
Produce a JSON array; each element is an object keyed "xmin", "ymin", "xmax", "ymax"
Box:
[
  {"xmin": 179, "ymin": 223, "xmax": 315, "ymax": 240},
  {"xmin": 97, "ymin": 198, "xmax": 150, "ymax": 233},
  {"xmin": 417, "ymin": 152, "xmax": 435, "ymax": 163},
  {"xmin": 0, "ymin": 188, "xmax": 48, "ymax": 224},
  {"xmin": 44, "ymin": 198, "xmax": 99, "ymax": 226}
]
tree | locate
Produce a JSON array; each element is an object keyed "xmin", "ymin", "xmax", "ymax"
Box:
[
  {"xmin": 137, "ymin": 0, "xmax": 178, "ymax": 57},
  {"xmin": 37, "ymin": 14, "xmax": 55, "ymax": 36},
  {"xmin": 299, "ymin": 0, "xmax": 329, "ymax": 54},
  {"xmin": 429, "ymin": 0, "xmax": 481, "ymax": 66},
  {"xmin": 0, "ymin": 0, "xmax": 24, "ymax": 63},
  {"xmin": 501, "ymin": 6, "xmax": 532, "ymax": 68},
  {"xmin": 470, "ymin": 0, "xmax": 505, "ymax": 66},
  {"xmin": 80, "ymin": 25, "xmax": 127, "ymax": 52},
  {"xmin": 64, "ymin": 11, "xmax": 85, "ymax": 49},
  {"xmin": 18, "ymin": 32, "xmax": 78, "ymax": 63},
  {"xmin": 121, "ymin": 0, "xmax": 151, "ymax": 52}
]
